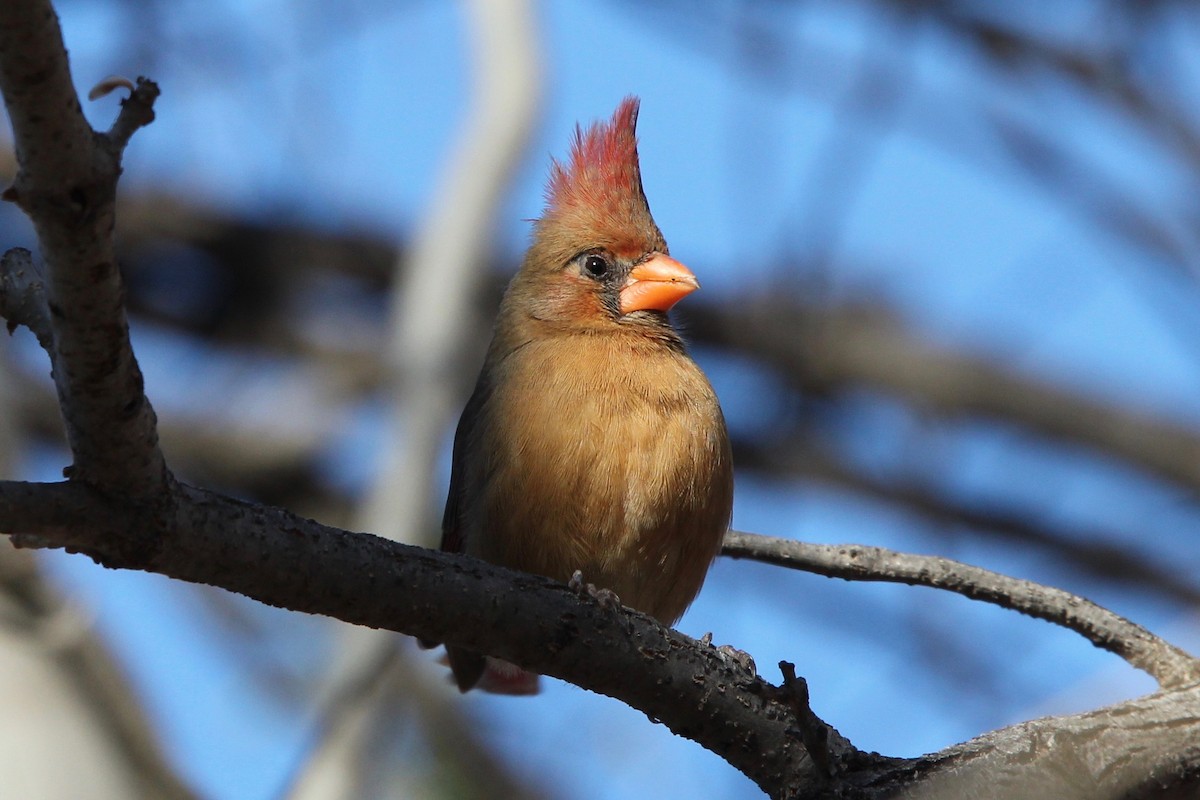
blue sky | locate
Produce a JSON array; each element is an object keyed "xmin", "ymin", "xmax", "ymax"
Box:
[{"xmin": 9, "ymin": 1, "xmax": 1200, "ymax": 798}]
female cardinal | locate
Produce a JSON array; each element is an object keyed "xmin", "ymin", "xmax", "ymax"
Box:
[{"xmin": 439, "ymin": 97, "xmax": 733, "ymax": 694}]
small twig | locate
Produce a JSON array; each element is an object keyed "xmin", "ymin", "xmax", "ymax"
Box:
[
  {"xmin": 0, "ymin": 248, "xmax": 53, "ymax": 353},
  {"xmin": 722, "ymin": 530, "xmax": 1200, "ymax": 690},
  {"xmin": 736, "ymin": 438, "xmax": 1200, "ymax": 609},
  {"xmin": 774, "ymin": 661, "xmax": 832, "ymax": 780},
  {"xmin": 103, "ymin": 77, "xmax": 160, "ymax": 153}
]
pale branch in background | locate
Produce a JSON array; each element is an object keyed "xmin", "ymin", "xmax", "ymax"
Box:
[
  {"xmin": 281, "ymin": 638, "xmax": 549, "ymax": 800},
  {"xmin": 360, "ymin": 0, "xmax": 543, "ymax": 547},
  {"xmin": 0, "ymin": 545, "xmax": 197, "ymax": 800},
  {"xmin": 721, "ymin": 531, "xmax": 1200, "ymax": 690},
  {"xmin": 296, "ymin": 0, "xmax": 546, "ymax": 794},
  {"xmin": 283, "ymin": 642, "xmax": 414, "ymax": 800}
]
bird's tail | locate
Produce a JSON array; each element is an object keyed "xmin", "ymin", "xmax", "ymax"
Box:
[{"xmin": 443, "ymin": 645, "xmax": 541, "ymax": 695}]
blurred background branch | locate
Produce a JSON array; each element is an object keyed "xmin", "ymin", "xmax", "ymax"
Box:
[
  {"xmin": 0, "ymin": 338, "xmax": 193, "ymax": 798},
  {"xmin": 280, "ymin": 1, "xmax": 543, "ymax": 798}
]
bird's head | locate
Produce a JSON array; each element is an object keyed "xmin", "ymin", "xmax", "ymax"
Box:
[{"xmin": 511, "ymin": 97, "xmax": 699, "ymax": 334}]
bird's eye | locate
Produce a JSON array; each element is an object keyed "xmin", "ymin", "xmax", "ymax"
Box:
[{"xmin": 582, "ymin": 254, "xmax": 610, "ymax": 279}]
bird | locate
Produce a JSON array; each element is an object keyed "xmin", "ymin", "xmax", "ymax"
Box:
[{"xmin": 437, "ymin": 96, "xmax": 733, "ymax": 694}]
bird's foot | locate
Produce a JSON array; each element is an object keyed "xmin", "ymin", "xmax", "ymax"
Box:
[
  {"xmin": 701, "ymin": 632, "xmax": 757, "ymax": 674},
  {"xmin": 569, "ymin": 569, "xmax": 622, "ymax": 610},
  {"xmin": 718, "ymin": 644, "xmax": 757, "ymax": 674}
]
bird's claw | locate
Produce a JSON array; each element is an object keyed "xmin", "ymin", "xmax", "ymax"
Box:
[
  {"xmin": 568, "ymin": 569, "xmax": 585, "ymax": 593},
  {"xmin": 595, "ymin": 587, "xmax": 621, "ymax": 609},
  {"xmin": 569, "ymin": 569, "xmax": 622, "ymax": 610},
  {"xmin": 718, "ymin": 645, "xmax": 756, "ymax": 674},
  {"xmin": 703, "ymin": 635, "xmax": 756, "ymax": 674}
]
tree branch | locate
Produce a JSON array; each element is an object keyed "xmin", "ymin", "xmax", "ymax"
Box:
[
  {"xmin": 104, "ymin": 77, "xmax": 159, "ymax": 152},
  {"xmin": 736, "ymin": 437, "xmax": 1200, "ymax": 609},
  {"xmin": 0, "ymin": 478, "xmax": 824, "ymax": 798},
  {"xmin": 0, "ymin": 0, "xmax": 165, "ymax": 497},
  {"xmin": 6, "ymin": 479, "xmax": 1200, "ymax": 798},
  {"xmin": 721, "ymin": 530, "xmax": 1200, "ymax": 690},
  {"xmin": 841, "ymin": 680, "xmax": 1200, "ymax": 800}
]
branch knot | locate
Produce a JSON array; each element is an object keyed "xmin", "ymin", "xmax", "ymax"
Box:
[{"xmin": 0, "ymin": 247, "xmax": 53, "ymax": 352}]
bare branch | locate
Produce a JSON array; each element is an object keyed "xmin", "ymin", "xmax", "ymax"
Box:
[
  {"xmin": 103, "ymin": 77, "xmax": 160, "ymax": 152},
  {"xmin": 0, "ymin": 478, "xmax": 824, "ymax": 798},
  {"xmin": 6, "ymin": 478, "xmax": 1200, "ymax": 798},
  {"xmin": 721, "ymin": 530, "xmax": 1200, "ymax": 690},
  {"xmin": 0, "ymin": 0, "xmax": 165, "ymax": 497},
  {"xmin": 737, "ymin": 438, "xmax": 1200, "ymax": 608},
  {"xmin": 843, "ymin": 680, "xmax": 1200, "ymax": 800}
]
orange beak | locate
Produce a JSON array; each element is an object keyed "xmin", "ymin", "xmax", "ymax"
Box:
[{"xmin": 618, "ymin": 253, "xmax": 700, "ymax": 314}]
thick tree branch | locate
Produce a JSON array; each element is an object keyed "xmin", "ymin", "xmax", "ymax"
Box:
[
  {"xmin": 721, "ymin": 531, "xmax": 1200, "ymax": 690},
  {"xmin": 0, "ymin": 0, "xmax": 164, "ymax": 497},
  {"xmin": 0, "ymin": 478, "xmax": 825, "ymax": 799},
  {"xmin": 5, "ymin": 480, "xmax": 1200, "ymax": 798},
  {"xmin": 841, "ymin": 680, "xmax": 1200, "ymax": 800}
]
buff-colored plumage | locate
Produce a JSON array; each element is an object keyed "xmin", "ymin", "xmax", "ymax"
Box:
[{"xmin": 440, "ymin": 97, "xmax": 733, "ymax": 694}]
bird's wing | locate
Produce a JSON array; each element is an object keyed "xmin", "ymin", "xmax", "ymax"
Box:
[
  {"xmin": 440, "ymin": 377, "xmax": 490, "ymax": 554},
  {"xmin": 426, "ymin": 376, "xmax": 490, "ymax": 689}
]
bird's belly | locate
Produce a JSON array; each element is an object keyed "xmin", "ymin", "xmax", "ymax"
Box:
[{"xmin": 469, "ymin": 373, "xmax": 730, "ymax": 623}]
